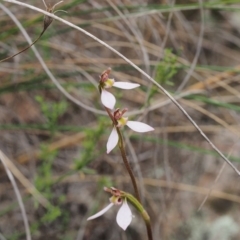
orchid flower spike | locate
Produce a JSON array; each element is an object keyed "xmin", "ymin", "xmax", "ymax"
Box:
[
  {"xmin": 107, "ymin": 108, "xmax": 154, "ymax": 153},
  {"xmin": 99, "ymin": 68, "xmax": 140, "ymax": 109},
  {"xmin": 87, "ymin": 187, "xmax": 133, "ymax": 231}
]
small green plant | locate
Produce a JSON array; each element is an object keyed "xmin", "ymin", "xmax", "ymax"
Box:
[
  {"xmin": 155, "ymin": 48, "xmax": 178, "ymax": 86},
  {"xmin": 35, "ymin": 145, "xmax": 63, "ymax": 223},
  {"xmin": 8, "ymin": 232, "xmax": 22, "ymax": 240},
  {"xmin": 146, "ymin": 49, "xmax": 178, "ymax": 105},
  {"xmin": 41, "ymin": 206, "xmax": 62, "ymax": 223},
  {"xmin": 35, "ymin": 145, "xmax": 57, "ymax": 200},
  {"xmin": 35, "ymin": 96, "xmax": 68, "ymax": 136},
  {"xmin": 74, "ymin": 117, "xmax": 105, "ymax": 171}
]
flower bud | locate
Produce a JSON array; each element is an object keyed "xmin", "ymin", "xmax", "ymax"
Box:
[{"xmin": 100, "ymin": 68, "xmax": 111, "ymax": 83}]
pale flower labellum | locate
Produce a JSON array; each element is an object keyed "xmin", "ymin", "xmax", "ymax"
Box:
[
  {"xmin": 107, "ymin": 127, "xmax": 119, "ymax": 154},
  {"xmin": 116, "ymin": 199, "xmax": 133, "ymax": 231},
  {"xmin": 87, "ymin": 198, "xmax": 133, "ymax": 231},
  {"xmin": 101, "ymin": 89, "xmax": 116, "ymax": 109}
]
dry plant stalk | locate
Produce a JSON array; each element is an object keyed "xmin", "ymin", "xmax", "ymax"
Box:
[
  {"xmin": 0, "ymin": 150, "xmax": 49, "ymax": 208},
  {"xmin": 0, "ymin": 150, "xmax": 31, "ymax": 240}
]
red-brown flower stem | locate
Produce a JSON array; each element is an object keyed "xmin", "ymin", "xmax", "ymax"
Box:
[
  {"xmin": 104, "ymin": 107, "xmax": 141, "ymax": 203},
  {"xmin": 116, "ymin": 127, "xmax": 141, "ymax": 203},
  {"xmin": 0, "ymin": 28, "xmax": 45, "ymax": 63},
  {"xmin": 104, "ymin": 107, "xmax": 116, "ymax": 124},
  {"xmin": 145, "ymin": 220, "xmax": 153, "ymax": 240}
]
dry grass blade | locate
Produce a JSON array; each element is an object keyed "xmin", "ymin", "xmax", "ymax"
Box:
[
  {"xmin": 180, "ymin": 99, "xmax": 240, "ymax": 137},
  {"xmin": 198, "ymin": 142, "xmax": 239, "ymax": 211},
  {"xmin": 64, "ymin": 174, "xmax": 240, "ymax": 204},
  {"xmin": 176, "ymin": 0, "xmax": 204, "ymax": 91},
  {"xmin": 0, "ymin": 150, "xmax": 31, "ymax": 240},
  {"xmin": 0, "ymin": 150, "xmax": 49, "ymax": 208},
  {"xmin": 17, "ymin": 132, "xmax": 85, "ymax": 164}
]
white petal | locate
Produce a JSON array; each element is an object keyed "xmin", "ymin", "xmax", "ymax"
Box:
[
  {"xmin": 113, "ymin": 82, "xmax": 140, "ymax": 89},
  {"xmin": 87, "ymin": 203, "xmax": 114, "ymax": 221},
  {"xmin": 126, "ymin": 121, "xmax": 154, "ymax": 132},
  {"xmin": 116, "ymin": 200, "xmax": 132, "ymax": 231},
  {"xmin": 107, "ymin": 127, "xmax": 119, "ymax": 153},
  {"xmin": 101, "ymin": 89, "xmax": 116, "ymax": 109}
]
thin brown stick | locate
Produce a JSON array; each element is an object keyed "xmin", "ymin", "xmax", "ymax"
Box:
[{"xmin": 0, "ymin": 28, "xmax": 45, "ymax": 63}]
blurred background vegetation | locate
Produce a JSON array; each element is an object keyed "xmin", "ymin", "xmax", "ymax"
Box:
[{"xmin": 1, "ymin": 0, "xmax": 240, "ymax": 239}]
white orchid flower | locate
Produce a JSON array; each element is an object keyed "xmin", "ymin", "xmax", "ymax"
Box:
[
  {"xmin": 107, "ymin": 108, "xmax": 154, "ymax": 153},
  {"xmin": 101, "ymin": 79, "xmax": 140, "ymax": 110},
  {"xmin": 87, "ymin": 196, "xmax": 133, "ymax": 231},
  {"xmin": 99, "ymin": 68, "xmax": 140, "ymax": 109}
]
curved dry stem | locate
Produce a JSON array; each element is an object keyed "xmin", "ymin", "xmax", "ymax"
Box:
[
  {"xmin": 4, "ymin": 0, "xmax": 240, "ymax": 176},
  {"xmin": 42, "ymin": 0, "xmax": 47, "ymax": 9},
  {"xmin": 0, "ymin": 147, "xmax": 49, "ymax": 208},
  {"xmin": 52, "ymin": 0, "xmax": 63, "ymax": 10}
]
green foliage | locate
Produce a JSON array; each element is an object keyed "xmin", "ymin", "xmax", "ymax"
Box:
[
  {"xmin": 74, "ymin": 117, "xmax": 105, "ymax": 171},
  {"xmin": 41, "ymin": 206, "xmax": 62, "ymax": 223},
  {"xmin": 155, "ymin": 48, "xmax": 178, "ymax": 86},
  {"xmin": 35, "ymin": 96, "xmax": 68, "ymax": 136},
  {"xmin": 35, "ymin": 145, "xmax": 57, "ymax": 199},
  {"xmin": 146, "ymin": 49, "xmax": 178, "ymax": 105},
  {"xmin": 34, "ymin": 145, "xmax": 64, "ymax": 223},
  {"xmin": 30, "ymin": 222, "xmax": 40, "ymax": 235},
  {"xmin": 8, "ymin": 232, "xmax": 21, "ymax": 240}
]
